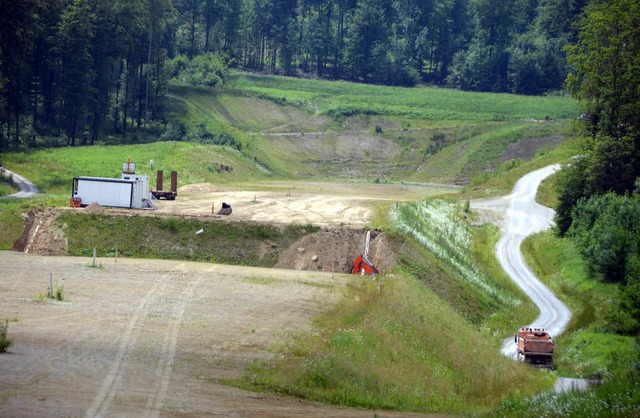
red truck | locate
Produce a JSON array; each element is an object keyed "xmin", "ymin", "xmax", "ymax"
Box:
[{"xmin": 515, "ymin": 327, "xmax": 554, "ymax": 369}]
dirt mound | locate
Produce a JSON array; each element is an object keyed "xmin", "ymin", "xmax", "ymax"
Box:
[
  {"xmin": 276, "ymin": 228, "xmax": 396, "ymax": 274},
  {"xmin": 178, "ymin": 183, "xmax": 219, "ymax": 194},
  {"xmin": 84, "ymin": 202, "xmax": 105, "ymax": 213}
]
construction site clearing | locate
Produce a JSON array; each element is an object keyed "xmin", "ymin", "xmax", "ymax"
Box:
[{"xmin": 2, "ymin": 178, "xmax": 415, "ymax": 416}]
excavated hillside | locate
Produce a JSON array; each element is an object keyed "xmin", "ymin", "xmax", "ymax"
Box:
[{"xmin": 12, "ymin": 205, "xmax": 396, "ymax": 275}]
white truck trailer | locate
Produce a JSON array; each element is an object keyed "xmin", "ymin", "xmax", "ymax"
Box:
[{"xmin": 71, "ymin": 161, "xmax": 152, "ymax": 209}]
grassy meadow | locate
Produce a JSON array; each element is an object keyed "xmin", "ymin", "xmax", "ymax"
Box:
[{"xmin": 229, "ymin": 73, "xmax": 580, "ymax": 121}]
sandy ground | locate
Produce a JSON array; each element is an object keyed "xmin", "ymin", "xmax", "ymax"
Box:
[
  {"xmin": 0, "ymin": 252, "xmax": 423, "ymax": 417},
  {"xmin": 156, "ymin": 181, "xmax": 459, "ymax": 227},
  {"xmin": 156, "ymin": 190, "xmax": 377, "ymax": 227}
]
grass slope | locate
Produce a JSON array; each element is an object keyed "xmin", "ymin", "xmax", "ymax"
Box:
[
  {"xmin": 239, "ymin": 274, "xmax": 552, "ymax": 414},
  {"xmin": 1, "ymin": 142, "xmax": 263, "ymax": 196},
  {"xmin": 230, "ymin": 74, "xmax": 580, "ymax": 121},
  {"xmin": 167, "ymin": 74, "xmax": 579, "ymax": 184},
  {"xmin": 59, "ymin": 212, "xmax": 318, "ymax": 266}
]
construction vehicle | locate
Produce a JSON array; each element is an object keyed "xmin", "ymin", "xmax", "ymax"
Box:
[
  {"xmin": 151, "ymin": 170, "xmax": 178, "ymax": 200},
  {"xmin": 351, "ymin": 254, "xmax": 379, "ymax": 276},
  {"xmin": 351, "ymin": 230, "xmax": 379, "ymax": 276},
  {"xmin": 515, "ymin": 327, "xmax": 554, "ymax": 368}
]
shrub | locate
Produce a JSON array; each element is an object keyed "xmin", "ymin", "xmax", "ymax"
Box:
[
  {"xmin": 54, "ymin": 284, "xmax": 65, "ymax": 301},
  {"xmin": 167, "ymin": 53, "xmax": 230, "ymax": 87},
  {"xmin": 0, "ymin": 319, "xmax": 13, "ymax": 353}
]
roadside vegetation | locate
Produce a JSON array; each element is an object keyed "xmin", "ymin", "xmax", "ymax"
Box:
[
  {"xmin": 2, "ymin": 5, "xmax": 637, "ymax": 410},
  {"xmin": 238, "ymin": 274, "xmax": 552, "ymax": 415},
  {"xmin": 0, "ymin": 75, "xmax": 607, "ymax": 415},
  {"xmin": 506, "ymin": 231, "xmax": 640, "ymax": 416}
]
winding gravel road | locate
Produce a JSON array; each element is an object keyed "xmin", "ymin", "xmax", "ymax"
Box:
[
  {"xmin": 472, "ymin": 165, "xmax": 572, "ymax": 359},
  {"xmin": 1, "ymin": 167, "xmax": 38, "ymax": 198}
]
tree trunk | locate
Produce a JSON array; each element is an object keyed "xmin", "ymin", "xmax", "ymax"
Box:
[
  {"xmin": 14, "ymin": 97, "xmax": 21, "ymax": 149},
  {"xmin": 190, "ymin": 9, "xmax": 197, "ymax": 58},
  {"xmin": 205, "ymin": 16, "xmax": 211, "ymax": 52},
  {"xmin": 144, "ymin": 27, "xmax": 152, "ymax": 141},
  {"xmin": 114, "ymin": 57, "xmax": 124, "ymax": 134},
  {"xmin": 31, "ymin": 40, "xmax": 41, "ymax": 147},
  {"xmin": 122, "ymin": 55, "xmax": 130, "ymax": 140},
  {"xmin": 137, "ymin": 61, "xmax": 144, "ymax": 129}
]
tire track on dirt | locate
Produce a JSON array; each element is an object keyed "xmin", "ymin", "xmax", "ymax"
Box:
[
  {"xmin": 85, "ymin": 264, "xmax": 185, "ymax": 418},
  {"xmin": 144, "ymin": 269, "xmax": 204, "ymax": 417}
]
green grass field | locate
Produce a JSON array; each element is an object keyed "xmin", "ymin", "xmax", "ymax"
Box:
[{"xmin": 230, "ymin": 73, "xmax": 580, "ymax": 121}]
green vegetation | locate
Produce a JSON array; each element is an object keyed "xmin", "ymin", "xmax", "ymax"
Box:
[
  {"xmin": 231, "ymin": 74, "xmax": 579, "ymax": 121},
  {"xmin": 0, "ymin": 170, "xmax": 18, "ymax": 196},
  {"xmin": 463, "ymin": 134, "xmax": 584, "ymax": 199},
  {"xmin": 59, "ymin": 212, "xmax": 318, "ymax": 267},
  {"xmin": 0, "ymin": 201, "xmax": 29, "ymax": 250},
  {"xmin": 1, "ymin": 0, "xmax": 581, "ymax": 151},
  {"xmin": 0, "ymin": 141, "xmax": 263, "ymax": 195},
  {"xmin": 0, "ymin": 319, "xmax": 13, "ymax": 353},
  {"xmin": 33, "ymin": 283, "xmax": 65, "ymax": 302},
  {"xmin": 239, "ymin": 275, "xmax": 552, "ymax": 415},
  {"xmin": 0, "ymin": 0, "xmax": 635, "ymax": 414},
  {"xmin": 509, "ymin": 231, "xmax": 640, "ymax": 415}
]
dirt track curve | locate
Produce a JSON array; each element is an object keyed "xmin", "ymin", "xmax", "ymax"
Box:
[
  {"xmin": 471, "ymin": 165, "xmax": 571, "ymax": 358},
  {"xmin": 0, "ymin": 167, "xmax": 39, "ymax": 199}
]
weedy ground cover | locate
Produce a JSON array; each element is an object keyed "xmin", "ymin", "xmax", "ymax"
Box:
[
  {"xmin": 0, "ymin": 141, "xmax": 263, "ymax": 195},
  {"xmin": 230, "ymin": 74, "xmax": 580, "ymax": 122},
  {"xmin": 59, "ymin": 212, "xmax": 318, "ymax": 267},
  {"xmin": 391, "ymin": 199, "xmax": 518, "ymax": 307},
  {"xmin": 0, "ymin": 319, "xmax": 13, "ymax": 353},
  {"xmin": 237, "ymin": 275, "xmax": 552, "ymax": 414}
]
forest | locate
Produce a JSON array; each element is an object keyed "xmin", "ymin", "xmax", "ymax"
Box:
[{"xmin": 1, "ymin": 0, "xmax": 585, "ymax": 149}]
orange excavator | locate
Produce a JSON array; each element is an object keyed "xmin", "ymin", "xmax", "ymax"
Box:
[
  {"xmin": 351, "ymin": 230, "xmax": 380, "ymax": 276},
  {"xmin": 351, "ymin": 254, "xmax": 379, "ymax": 276}
]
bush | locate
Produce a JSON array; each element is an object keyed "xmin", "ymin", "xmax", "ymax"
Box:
[
  {"xmin": 167, "ymin": 53, "xmax": 230, "ymax": 87},
  {"xmin": 54, "ymin": 284, "xmax": 64, "ymax": 301},
  {"xmin": 0, "ymin": 319, "xmax": 13, "ymax": 353},
  {"xmin": 161, "ymin": 122, "xmax": 188, "ymax": 142}
]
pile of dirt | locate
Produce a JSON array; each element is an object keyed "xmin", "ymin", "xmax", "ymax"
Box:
[
  {"xmin": 178, "ymin": 183, "xmax": 219, "ymax": 194},
  {"xmin": 84, "ymin": 202, "xmax": 105, "ymax": 213},
  {"xmin": 275, "ymin": 228, "xmax": 396, "ymax": 274}
]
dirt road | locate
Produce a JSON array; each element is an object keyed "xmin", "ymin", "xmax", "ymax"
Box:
[
  {"xmin": 0, "ymin": 167, "xmax": 38, "ymax": 199},
  {"xmin": 0, "ymin": 252, "xmax": 411, "ymax": 417},
  {"xmin": 472, "ymin": 165, "xmax": 571, "ymax": 358}
]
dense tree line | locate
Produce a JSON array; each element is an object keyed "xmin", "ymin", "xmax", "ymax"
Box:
[
  {"xmin": 555, "ymin": 0, "xmax": 640, "ymax": 335},
  {"xmin": 1, "ymin": 0, "xmax": 586, "ymax": 149}
]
